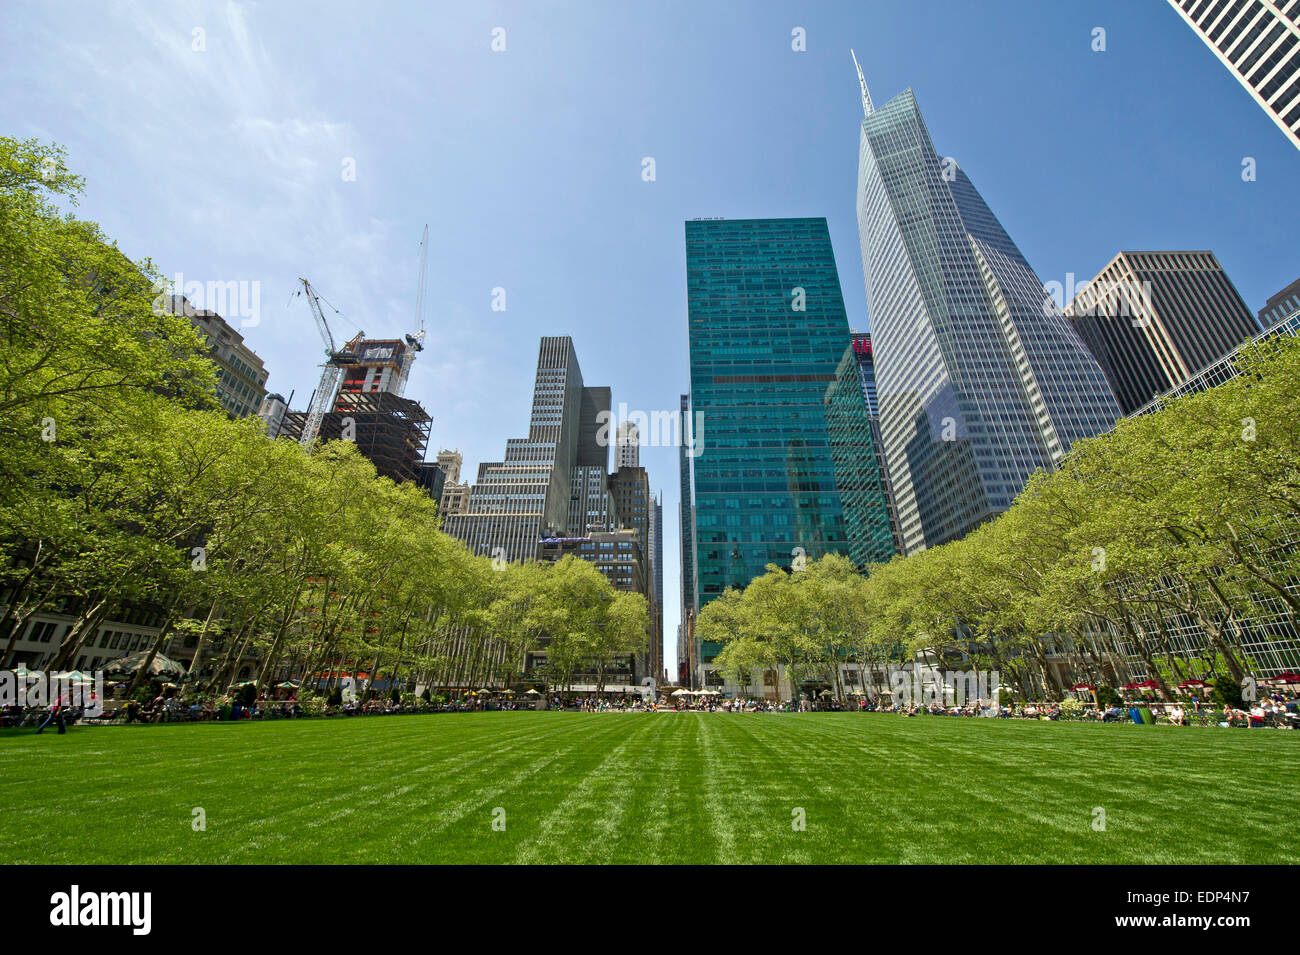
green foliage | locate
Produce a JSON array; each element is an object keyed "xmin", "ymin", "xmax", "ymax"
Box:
[
  {"xmin": 1210, "ymin": 675, "xmax": 1244, "ymax": 710},
  {"xmin": 1094, "ymin": 685, "xmax": 1121, "ymax": 708},
  {"xmin": 0, "ymin": 137, "xmax": 647, "ymax": 695},
  {"xmin": 693, "ymin": 329, "xmax": 1300, "ymax": 700}
]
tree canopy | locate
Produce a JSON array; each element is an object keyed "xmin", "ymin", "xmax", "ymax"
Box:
[{"xmin": 0, "ymin": 137, "xmax": 648, "ymax": 698}]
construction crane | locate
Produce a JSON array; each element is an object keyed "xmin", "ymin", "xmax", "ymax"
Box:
[
  {"xmin": 398, "ymin": 224, "xmax": 428, "ymax": 391},
  {"xmin": 296, "ymin": 277, "xmax": 362, "ymax": 449}
]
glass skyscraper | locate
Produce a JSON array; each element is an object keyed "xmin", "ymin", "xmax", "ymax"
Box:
[
  {"xmin": 853, "ymin": 59, "xmax": 1121, "ymax": 554},
  {"xmin": 847, "ymin": 333, "xmax": 904, "ymax": 553},
  {"xmin": 823, "ymin": 343, "xmax": 897, "ymax": 565},
  {"xmin": 685, "ymin": 217, "xmax": 894, "ymax": 628}
]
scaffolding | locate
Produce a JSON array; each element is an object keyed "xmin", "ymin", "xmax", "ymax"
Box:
[{"xmin": 279, "ymin": 390, "xmax": 431, "ymax": 485}]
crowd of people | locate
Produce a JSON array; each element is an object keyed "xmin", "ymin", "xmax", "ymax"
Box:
[{"xmin": 8, "ymin": 678, "xmax": 1297, "ymax": 731}]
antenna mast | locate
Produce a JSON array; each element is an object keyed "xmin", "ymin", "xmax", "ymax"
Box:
[{"xmin": 850, "ymin": 48, "xmax": 874, "ymax": 116}]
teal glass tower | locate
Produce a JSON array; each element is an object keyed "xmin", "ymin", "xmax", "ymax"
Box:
[{"xmin": 685, "ymin": 217, "xmax": 895, "ymax": 630}]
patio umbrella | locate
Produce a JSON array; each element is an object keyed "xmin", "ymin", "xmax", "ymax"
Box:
[
  {"xmin": 1069, "ymin": 683, "xmax": 1094, "ymax": 691},
  {"xmin": 525, "ymin": 688, "xmax": 541, "ymax": 696},
  {"xmin": 104, "ymin": 651, "xmax": 185, "ymax": 680},
  {"xmin": 671, "ymin": 688, "xmax": 690, "ymax": 697},
  {"xmin": 1177, "ymin": 679, "xmax": 1208, "ymax": 688},
  {"xmin": 1273, "ymin": 671, "xmax": 1300, "ymax": 683}
]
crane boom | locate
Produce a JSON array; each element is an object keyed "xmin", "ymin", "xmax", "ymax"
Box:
[
  {"xmin": 413, "ymin": 224, "xmax": 428, "ymax": 338},
  {"xmin": 296, "ymin": 277, "xmax": 362, "ymax": 449},
  {"xmin": 398, "ymin": 225, "xmax": 429, "ymax": 394},
  {"xmin": 300, "ymin": 363, "xmax": 342, "ymax": 450},
  {"xmin": 299, "ymin": 277, "xmax": 336, "ymax": 354}
]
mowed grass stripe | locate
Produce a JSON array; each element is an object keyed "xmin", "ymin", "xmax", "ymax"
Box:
[
  {"xmin": 772, "ymin": 714, "xmax": 1294, "ymax": 863},
  {"xmin": 2, "ymin": 712, "xmax": 1296, "ymax": 863}
]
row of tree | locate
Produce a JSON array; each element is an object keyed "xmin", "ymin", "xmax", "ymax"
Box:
[
  {"xmin": 701, "ymin": 319, "xmax": 1300, "ymax": 702},
  {"xmin": 0, "ymin": 137, "xmax": 648, "ymax": 697}
]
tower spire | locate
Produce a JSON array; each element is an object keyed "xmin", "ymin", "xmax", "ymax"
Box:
[{"xmin": 850, "ymin": 48, "xmax": 874, "ymax": 115}]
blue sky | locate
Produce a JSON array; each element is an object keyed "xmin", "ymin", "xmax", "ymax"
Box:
[{"xmin": 5, "ymin": 0, "xmax": 1297, "ymax": 674}]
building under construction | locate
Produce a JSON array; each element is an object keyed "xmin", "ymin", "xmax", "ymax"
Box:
[{"xmin": 278, "ymin": 335, "xmax": 432, "ymax": 485}]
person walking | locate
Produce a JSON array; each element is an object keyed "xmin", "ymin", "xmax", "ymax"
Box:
[{"xmin": 36, "ymin": 691, "xmax": 69, "ymax": 735}]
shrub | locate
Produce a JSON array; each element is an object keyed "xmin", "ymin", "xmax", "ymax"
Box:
[
  {"xmin": 1094, "ymin": 685, "xmax": 1121, "ymax": 708},
  {"xmin": 1210, "ymin": 675, "xmax": 1244, "ymax": 710},
  {"xmin": 326, "ymin": 686, "xmax": 343, "ymax": 707}
]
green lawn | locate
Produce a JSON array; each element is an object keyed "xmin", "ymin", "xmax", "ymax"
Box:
[{"xmin": 2, "ymin": 711, "xmax": 1296, "ymax": 864}]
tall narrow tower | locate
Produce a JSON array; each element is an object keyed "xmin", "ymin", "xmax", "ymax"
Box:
[{"xmin": 853, "ymin": 59, "xmax": 1120, "ymax": 554}]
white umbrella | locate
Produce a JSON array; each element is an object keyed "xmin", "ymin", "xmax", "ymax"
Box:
[{"xmin": 671, "ymin": 688, "xmax": 690, "ymax": 697}]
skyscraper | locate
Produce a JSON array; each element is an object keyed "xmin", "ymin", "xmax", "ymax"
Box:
[
  {"xmin": 847, "ymin": 333, "xmax": 903, "ymax": 554},
  {"xmin": 1259, "ymin": 275, "xmax": 1300, "ymax": 328},
  {"xmin": 853, "ymin": 56, "xmax": 1121, "ymax": 554},
  {"xmin": 1064, "ymin": 251, "xmax": 1262, "ymax": 415},
  {"xmin": 615, "ymin": 421, "xmax": 640, "ymax": 468},
  {"xmin": 1167, "ymin": 0, "xmax": 1300, "ymax": 152},
  {"xmin": 608, "ymin": 461, "xmax": 655, "ymax": 679},
  {"xmin": 823, "ymin": 343, "xmax": 896, "ymax": 567},
  {"xmin": 436, "ymin": 448, "xmax": 463, "ymax": 484},
  {"xmin": 444, "ymin": 336, "xmax": 607, "ymax": 562},
  {"xmin": 685, "ymin": 217, "xmax": 893, "ymax": 618},
  {"xmin": 651, "ymin": 492, "xmax": 664, "ymax": 679},
  {"xmin": 678, "ymin": 395, "xmax": 696, "ymax": 616},
  {"xmin": 275, "ymin": 331, "xmax": 432, "ymax": 484}
]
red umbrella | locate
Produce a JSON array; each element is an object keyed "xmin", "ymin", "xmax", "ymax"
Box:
[
  {"xmin": 1121, "ymin": 682, "xmax": 1140, "ymax": 690},
  {"xmin": 1177, "ymin": 679, "xmax": 1208, "ymax": 687},
  {"xmin": 1134, "ymin": 679, "xmax": 1160, "ymax": 689},
  {"xmin": 1272, "ymin": 671, "xmax": 1300, "ymax": 683},
  {"xmin": 1070, "ymin": 683, "xmax": 1095, "ymax": 691}
]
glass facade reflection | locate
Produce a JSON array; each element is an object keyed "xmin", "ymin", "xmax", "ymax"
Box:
[{"xmin": 685, "ymin": 217, "xmax": 893, "ymax": 624}]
